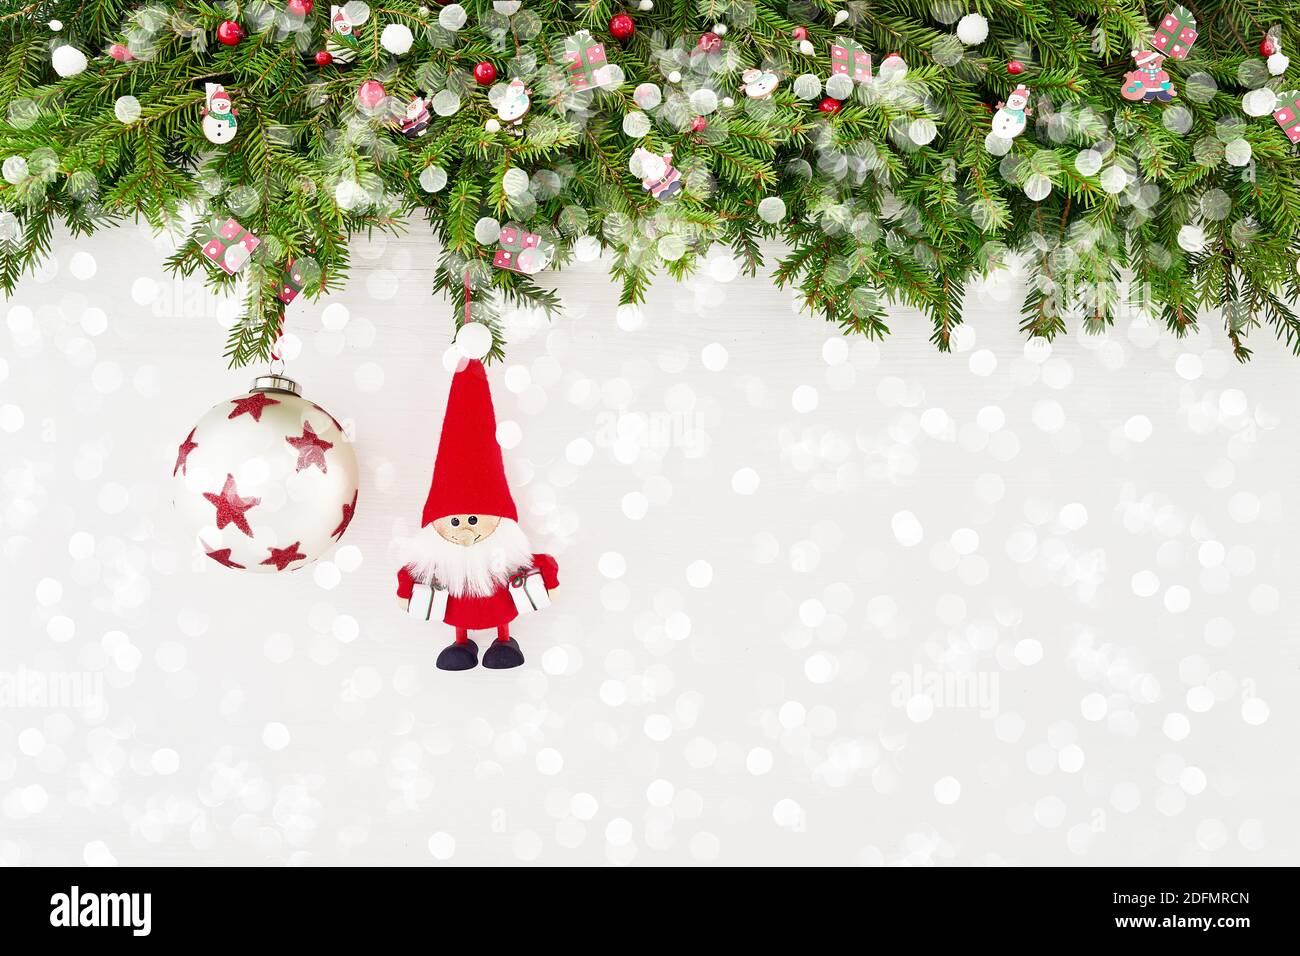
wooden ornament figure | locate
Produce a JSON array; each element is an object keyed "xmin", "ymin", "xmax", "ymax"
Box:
[
  {"xmin": 992, "ymin": 84, "xmax": 1031, "ymax": 139},
  {"xmin": 497, "ymin": 78, "xmax": 531, "ymax": 135},
  {"xmin": 201, "ymin": 83, "xmax": 238, "ymax": 144},
  {"xmin": 1122, "ymin": 6, "xmax": 1198, "ymax": 102}
]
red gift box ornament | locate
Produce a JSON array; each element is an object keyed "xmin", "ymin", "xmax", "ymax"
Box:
[
  {"xmin": 564, "ymin": 30, "xmax": 613, "ymax": 91},
  {"xmin": 830, "ymin": 37, "xmax": 873, "ymax": 83},
  {"xmin": 199, "ymin": 218, "xmax": 261, "ymax": 275},
  {"xmin": 493, "ymin": 222, "xmax": 554, "ymax": 275},
  {"xmin": 1273, "ymin": 92, "xmax": 1300, "ymax": 143},
  {"xmin": 277, "ymin": 258, "xmax": 307, "ymax": 303},
  {"xmin": 1152, "ymin": 6, "xmax": 1198, "ymax": 60}
]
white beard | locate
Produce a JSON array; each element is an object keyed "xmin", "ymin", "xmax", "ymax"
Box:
[{"xmin": 401, "ymin": 518, "xmax": 533, "ymax": 598}]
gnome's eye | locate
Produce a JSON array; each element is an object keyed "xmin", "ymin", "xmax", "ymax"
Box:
[
  {"xmin": 467, "ymin": 515, "xmax": 478, "ymax": 525},
  {"xmin": 450, "ymin": 517, "xmax": 460, "ymax": 527}
]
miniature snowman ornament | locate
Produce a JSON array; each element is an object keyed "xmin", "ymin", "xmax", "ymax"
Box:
[
  {"xmin": 741, "ymin": 67, "xmax": 779, "ymax": 99},
  {"xmin": 992, "ymin": 85, "xmax": 1031, "ymax": 139},
  {"xmin": 202, "ymin": 83, "xmax": 238, "ymax": 144},
  {"xmin": 498, "ymin": 79, "xmax": 531, "ymax": 134}
]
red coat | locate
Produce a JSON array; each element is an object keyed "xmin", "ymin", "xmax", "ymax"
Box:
[{"xmin": 396, "ymin": 554, "xmax": 559, "ymax": 630}]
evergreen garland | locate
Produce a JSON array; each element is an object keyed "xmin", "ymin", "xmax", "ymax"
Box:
[{"xmin": 1, "ymin": 0, "xmax": 1299, "ymax": 365}]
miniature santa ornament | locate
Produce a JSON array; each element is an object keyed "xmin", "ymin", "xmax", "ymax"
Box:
[
  {"xmin": 631, "ymin": 147, "xmax": 682, "ymax": 201},
  {"xmin": 398, "ymin": 92, "xmax": 431, "ymax": 138},
  {"xmin": 395, "ymin": 359, "xmax": 560, "ymax": 670},
  {"xmin": 201, "ymin": 83, "xmax": 238, "ymax": 144},
  {"xmin": 992, "ymin": 84, "xmax": 1031, "ymax": 139}
]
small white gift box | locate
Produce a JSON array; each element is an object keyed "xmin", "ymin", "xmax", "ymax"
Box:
[
  {"xmin": 407, "ymin": 581, "xmax": 449, "ymax": 623},
  {"xmin": 508, "ymin": 569, "xmax": 552, "ymax": 615}
]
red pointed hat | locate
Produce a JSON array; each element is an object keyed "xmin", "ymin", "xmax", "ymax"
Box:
[{"xmin": 420, "ymin": 359, "xmax": 517, "ymax": 524}]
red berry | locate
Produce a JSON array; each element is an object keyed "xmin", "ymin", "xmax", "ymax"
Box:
[
  {"xmin": 109, "ymin": 43, "xmax": 133, "ymax": 62},
  {"xmin": 1007, "ymin": 59, "xmax": 1025, "ymax": 75},
  {"xmin": 314, "ymin": 50, "xmax": 333, "ymax": 66},
  {"xmin": 691, "ymin": 115, "xmax": 708, "ymax": 132},
  {"xmin": 818, "ymin": 96, "xmax": 842, "ymax": 113},
  {"xmin": 793, "ymin": 27, "xmax": 808, "ymax": 41},
  {"xmin": 697, "ymin": 31, "xmax": 722, "ymax": 54},
  {"xmin": 609, "ymin": 12, "xmax": 635, "ymax": 42},
  {"xmin": 216, "ymin": 19, "xmax": 244, "ymax": 46},
  {"xmin": 1261, "ymin": 37, "xmax": 1279, "ymax": 56},
  {"xmin": 288, "ymin": 0, "xmax": 313, "ymax": 15},
  {"xmin": 473, "ymin": 60, "xmax": 497, "ymax": 85}
]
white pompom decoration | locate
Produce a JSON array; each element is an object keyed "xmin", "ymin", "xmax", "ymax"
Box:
[
  {"xmin": 956, "ymin": 13, "xmax": 989, "ymax": 46},
  {"xmin": 1268, "ymin": 52, "xmax": 1290, "ymax": 76},
  {"xmin": 455, "ymin": 321, "xmax": 493, "ymax": 359},
  {"xmin": 757, "ymin": 196, "xmax": 786, "ymax": 223},
  {"xmin": 380, "ymin": 23, "xmax": 414, "ymax": 55},
  {"xmin": 52, "ymin": 44, "xmax": 87, "ymax": 77}
]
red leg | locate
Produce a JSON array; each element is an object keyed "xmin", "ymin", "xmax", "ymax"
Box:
[
  {"xmin": 496, "ymin": 623, "xmax": 511, "ymax": 643},
  {"xmin": 455, "ymin": 627, "xmax": 470, "ymax": 645}
]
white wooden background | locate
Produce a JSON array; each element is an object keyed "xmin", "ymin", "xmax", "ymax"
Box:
[{"xmin": 0, "ymin": 220, "xmax": 1296, "ymax": 866}]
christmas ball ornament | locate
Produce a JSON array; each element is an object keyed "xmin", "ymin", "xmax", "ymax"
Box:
[
  {"xmin": 1269, "ymin": 52, "xmax": 1290, "ymax": 76},
  {"xmin": 288, "ymin": 0, "xmax": 313, "ymax": 14},
  {"xmin": 956, "ymin": 13, "xmax": 989, "ymax": 46},
  {"xmin": 108, "ymin": 43, "xmax": 134, "ymax": 62},
  {"xmin": 1261, "ymin": 37, "xmax": 1279, "ymax": 56},
  {"xmin": 473, "ymin": 60, "xmax": 498, "ymax": 85},
  {"xmin": 216, "ymin": 19, "xmax": 245, "ymax": 46},
  {"xmin": 798, "ymin": 39, "xmax": 814, "ymax": 56},
  {"xmin": 315, "ymin": 50, "xmax": 333, "ymax": 66},
  {"xmin": 698, "ymin": 31, "xmax": 722, "ymax": 54},
  {"xmin": 381, "ymin": 22, "xmax": 414, "ymax": 55},
  {"xmin": 1007, "ymin": 59, "xmax": 1025, "ymax": 75},
  {"xmin": 357, "ymin": 79, "xmax": 387, "ymax": 111},
  {"xmin": 609, "ymin": 12, "xmax": 635, "ymax": 42},
  {"xmin": 51, "ymin": 45, "xmax": 87, "ymax": 77},
  {"xmin": 793, "ymin": 27, "xmax": 808, "ymax": 41},
  {"xmin": 172, "ymin": 375, "xmax": 359, "ymax": 574},
  {"xmin": 818, "ymin": 96, "xmax": 842, "ymax": 113},
  {"xmin": 691, "ymin": 115, "xmax": 708, "ymax": 132}
]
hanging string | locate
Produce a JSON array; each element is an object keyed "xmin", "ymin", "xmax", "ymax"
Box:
[
  {"xmin": 463, "ymin": 268, "xmax": 473, "ymax": 326},
  {"xmin": 269, "ymin": 309, "xmax": 287, "ymax": 375}
]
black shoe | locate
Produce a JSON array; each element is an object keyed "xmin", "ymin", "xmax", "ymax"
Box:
[
  {"xmin": 482, "ymin": 637, "xmax": 525, "ymax": 669},
  {"xmin": 436, "ymin": 639, "xmax": 479, "ymax": 671}
]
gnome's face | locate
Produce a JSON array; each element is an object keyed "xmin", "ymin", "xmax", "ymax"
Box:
[{"xmin": 433, "ymin": 513, "xmax": 502, "ymax": 547}]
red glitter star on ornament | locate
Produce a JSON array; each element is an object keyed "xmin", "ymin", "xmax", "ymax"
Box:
[
  {"xmin": 202, "ymin": 473, "xmax": 261, "ymax": 537},
  {"xmin": 173, "ymin": 428, "xmax": 199, "ymax": 476},
  {"xmin": 228, "ymin": 392, "xmax": 280, "ymax": 422},
  {"xmin": 261, "ymin": 541, "xmax": 307, "ymax": 571},
  {"xmin": 285, "ymin": 421, "xmax": 334, "ymax": 473},
  {"xmin": 204, "ymin": 546, "xmax": 246, "ymax": 569},
  {"xmin": 332, "ymin": 490, "xmax": 358, "ymax": 540}
]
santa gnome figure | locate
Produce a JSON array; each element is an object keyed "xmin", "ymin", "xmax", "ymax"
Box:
[{"xmin": 395, "ymin": 358, "xmax": 559, "ymax": 670}]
